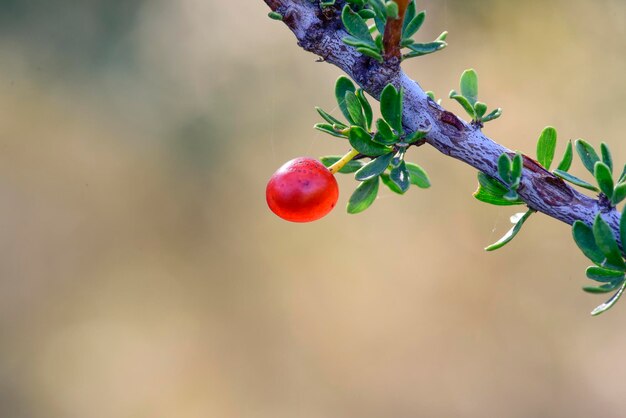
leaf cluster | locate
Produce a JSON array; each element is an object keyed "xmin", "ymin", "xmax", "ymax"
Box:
[
  {"xmin": 449, "ymin": 69, "xmax": 501, "ymax": 126},
  {"xmin": 337, "ymin": 0, "xmax": 447, "ymax": 62}
]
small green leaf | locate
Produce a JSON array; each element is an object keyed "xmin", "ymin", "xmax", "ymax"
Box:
[
  {"xmin": 385, "ymin": 1, "xmax": 399, "ymax": 19},
  {"xmin": 613, "ymin": 182, "xmax": 626, "ymax": 206},
  {"xmin": 536, "ymin": 126, "xmax": 557, "ymax": 170},
  {"xmin": 473, "ymin": 173, "xmax": 523, "ymax": 206},
  {"xmin": 621, "ymin": 204, "xmax": 626, "ymax": 251},
  {"xmin": 380, "ymin": 84, "xmax": 402, "ymax": 132},
  {"xmin": 594, "ymin": 161, "xmax": 614, "ymax": 200},
  {"xmin": 593, "ymin": 214, "xmax": 626, "ymax": 271},
  {"xmin": 347, "ymin": 177, "xmax": 379, "ymax": 214},
  {"xmin": 498, "ymin": 154, "xmax": 512, "ymax": 185},
  {"xmin": 474, "ymin": 102, "xmax": 488, "ymax": 119},
  {"xmin": 320, "ymin": 156, "xmax": 364, "ymax": 174},
  {"xmin": 583, "ymin": 284, "xmax": 621, "ymax": 294},
  {"xmin": 460, "ymin": 69, "xmax": 478, "ymax": 106},
  {"xmin": 381, "ymin": 172, "xmax": 405, "ymax": 194},
  {"xmin": 503, "ymin": 189, "xmax": 519, "ymax": 201},
  {"xmin": 482, "ymin": 108, "xmax": 502, "ymax": 123},
  {"xmin": 358, "ymin": 9, "xmax": 377, "ymax": 19},
  {"xmin": 403, "ymin": 0, "xmax": 416, "ymax": 31},
  {"xmin": 402, "ymin": 40, "xmax": 446, "ymax": 58},
  {"xmin": 355, "ymin": 152, "xmax": 394, "ymax": 181},
  {"xmin": 591, "ymin": 282, "xmax": 626, "ymax": 316},
  {"xmin": 405, "ymin": 129, "xmax": 428, "ymax": 144},
  {"xmin": 341, "ymin": 5, "xmax": 374, "ymax": 42},
  {"xmin": 485, "ymin": 210, "xmax": 534, "ymax": 251},
  {"xmin": 373, "ymin": 119, "xmax": 397, "ymax": 145},
  {"xmin": 601, "ymin": 142, "xmax": 613, "ymax": 173},
  {"xmin": 345, "ymin": 91, "xmax": 367, "ymax": 129},
  {"xmin": 556, "ymin": 140, "xmax": 573, "ymax": 172},
  {"xmin": 402, "ymin": 11, "xmax": 425, "ymax": 39},
  {"xmin": 315, "ymin": 107, "xmax": 346, "ymax": 128},
  {"xmin": 268, "ymin": 11, "xmax": 283, "ymax": 20},
  {"xmin": 510, "ymin": 153, "xmax": 523, "ymax": 188},
  {"xmin": 314, "ymin": 123, "xmax": 348, "ymax": 139},
  {"xmin": 335, "ymin": 76, "xmax": 357, "ymax": 123},
  {"xmin": 575, "ymin": 139, "xmax": 600, "ymax": 175},
  {"xmin": 349, "ymin": 126, "xmax": 393, "ymax": 156},
  {"xmin": 586, "ymin": 266, "xmax": 625, "ymax": 283},
  {"xmin": 553, "ymin": 170, "xmax": 599, "ymax": 192},
  {"xmin": 390, "ymin": 160, "xmax": 410, "ymax": 193},
  {"xmin": 342, "ymin": 35, "xmax": 377, "ymax": 49},
  {"xmin": 449, "ymin": 91, "xmax": 476, "ymax": 118},
  {"xmin": 405, "ymin": 162, "xmax": 431, "ymax": 188},
  {"xmin": 356, "ymin": 47, "xmax": 383, "ymax": 62},
  {"xmin": 618, "ymin": 165, "xmax": 626, "ymax": 184},
  {"xmin": 572, "ymin": 220, "xmax": 606, "ymax": 266},
  {"xmin": 356, "ymin": 90, "xmax": 373, "ymax": 130}
]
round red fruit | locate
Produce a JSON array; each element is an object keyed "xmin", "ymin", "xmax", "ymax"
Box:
[{"xmin": 266, "ymin": 157, "xmax": 339, "ymax": 222}]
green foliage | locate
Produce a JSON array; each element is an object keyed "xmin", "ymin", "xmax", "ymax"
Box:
[
  {"xmin": 485, "ymin": 210, "xmax": 536, "ymax": 251},
  {"xmin": 347, "ymin": 177, "xmax": 379, "ymax": 214},
  {"xmin": 572, "ymin": 211, "xmax": 626, "ymax": 315},
  {"xmin": 536, "ymin": 126, "xmax": 557, "ymax": 170},
  {"xmin": 267, "ymin": 11, "xmax": 283, "ymax": 20},
  {"xmin": 474, "ymin": 172, "xmax": 523, "ymax": 206},
  {"xmin": 336, "ymin": 1, "xmax": 447, "ymax": 63},
  {"xmin": 449, "ymin": 69, "xmax": 502, "ymax": 126}
]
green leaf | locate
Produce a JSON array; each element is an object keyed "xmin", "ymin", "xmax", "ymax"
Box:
[
  {"xmin": 381, "ymin": 172, "xmax": 405, "ymax": 194},
  {"xmin": 594, "ymin": 161, "xmax": 614, "ymax": 200},
  {"xmin": 349, "ymin": 126, "xmax": 393, "ymax": 156},
  {"xmin": 586, "ymin": 266, "xmax": 625, "ymax": 283},
  {"xmin": 575, "ymin": 139, "xmax": 600, "ymax": 175},
  {"xmin": 356, "ymin": 47, "xmax": 383, "ymax": 62},
  {"xmin": 503, "ymin": 189, "xmax": 519, "ymax": 201},
  {"xmin": 460, "ymin": 69, "xmax": 478, "ymax": 106},
  {"xmin": 593, "ymin": 214, "xmax": 626, "ymax": 271},
  {"xmin": 373, "ymin": 119, "xmax": 397, "ymax": 145},
  {"xmin": 315, "ymin": 107, "xmax": 346, "ymax": 128},
  {"xmin": 356, "ymin": 90, "xmax": 373, "ymax": 130},
  {"xmin": 613, "ymin": 182, "xmax": 626, "ymax": 206},
  {"xmin": 268, "ymin": 11, "xmax": 283, "ymax": 20},
  {"xmin": 320, "ymin": 156, "xmax": 364, "ymax": 174},
  {"xmin": 358, "ymin": 9, "xmax": 377, "ymax": 19},
  {"xmin": 406, "ymin": 162, "xmax": 431, "ymax": 188},
  {"xmin": 498, "ymin": 153, "xmax": 512, "ymax": 185},
  {"xmin": 390, "ymin": 161, "xmax": 410, "ymax": 193},
  {"xmin": 601, "ymin": 142, "xmax": 613, "ymax": 173},
  {"xmin": 485, "ymin": 210, "xmax": 534, "ymax": 251},
  {"xmin": 473, "ymin": 172, "xmax": 523, "ymax": 206},
  {"xmin": 347, "ymin": 177, "xmax": 379, "ymax": 214},
  {"xmin": 591, "ymin": 282, "xmax": 626, "ymax": 316},
  {"xmin": 556, "ymin": 140, "xmax": 573, "ymax": 172},
  {"xmin": 536, "ymin": 126, "xmax": 557, "ymax": 170},
  {"xmin": 335, "ymin": 76, "xmax": 357, "ymax": 124},
  {"xmin": 572, "ymin": 221, "xmax": 606, "ymax": 266},
  {"xmin": 341, "ymin": 5, "xmax": 373, "ymax": 42},
  {"xmin": 403, "ymin": 0, "xmax": 416, "ymax": 32},
  {"xmin": 345, "ymin": 91, "xmax": 367, "ymax": 129},
  {"xmin": 403, "ymin": 11, "xmax": 425, "ymax": 39},
  {"xmin": 342, "ymin": 35, "xmax": 377, "ymax": 49},
  {"xmin": 385, "ymin": 1, "xmax": 398, "ymax": 19},
  {"xmin": 619, "ymin": 165, "xmax": 626, "ymax": 184},
  {"xmin": 405, "ymin": 129, "xmax": 428, "ymax": 144},
  {"xmin": 449, "ymin": 91, "xmax": 476, "ymax": 118},
  {"xmin": 583, "ymin": 284, "xmax": 621, "ymax": 294},
  {"xmin": 380, "ymin": 84, "xmax": 403, "ymax": 132},
  {"xmin": 314, "ymin": 123, "xmax": 348, "ymax": 139},
  {"xmin": 482, "ymin": 108, "xmax": 502, "ymax": 123},
  {"xmin": 355, "ymin": 152, "xmax": 394, "ymax": 181},
  {"xmin": 510, "ymin": 153, "xmax": 523, "ymax": 188},
  {"xmin": 403, "ymin": 41, "xmax": 446, "ymax": 58},
  {"xmin": 553, "ymin": 169, "xmax": 599, "ymax": 192},
  {"xmin": 474, "ymin": 102, "xmax": 488, "ymax": 119}
]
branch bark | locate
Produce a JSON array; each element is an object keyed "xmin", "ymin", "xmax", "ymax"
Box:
[{"xmin": 263, "ymin": 0, "xmax": 623, "ymax": 246}]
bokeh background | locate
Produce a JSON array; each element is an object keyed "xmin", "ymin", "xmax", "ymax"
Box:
[{"xmin": 1, "ymin": 0, "xmax": 626, "ymax": 417}]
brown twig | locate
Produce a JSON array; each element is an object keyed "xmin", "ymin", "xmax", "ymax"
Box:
[{"xmin": 382, "ymin": 0, "xmax": 410, "ymax": 62}]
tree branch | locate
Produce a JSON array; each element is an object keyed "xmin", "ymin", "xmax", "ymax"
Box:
[{"xmin": 263, "ymin": 0, "xmax": 622, "ymax": 246}]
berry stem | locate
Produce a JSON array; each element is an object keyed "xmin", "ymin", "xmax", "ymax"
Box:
[{"xmin": 328, "ymin": 148, "xmax": 360, "ymax": 175}]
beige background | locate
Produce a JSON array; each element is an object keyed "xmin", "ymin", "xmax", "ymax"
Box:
[{"xmin": 1, "ymin": 0, "xmax": 626, "ymax": 417}]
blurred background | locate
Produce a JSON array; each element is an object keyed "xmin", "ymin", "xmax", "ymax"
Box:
[{"xmin": 1, "ymin": 0, "xmax": 626, "ymax": 417}]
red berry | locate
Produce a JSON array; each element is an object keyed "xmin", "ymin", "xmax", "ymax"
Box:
[{"xmin": 266, "ymin": 157, "xmax": 339, "ymax": 223}]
